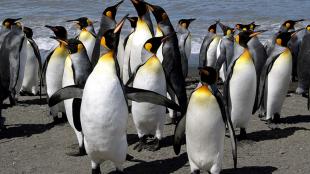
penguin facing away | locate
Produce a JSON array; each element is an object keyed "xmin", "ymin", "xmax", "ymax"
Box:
[
  {"xmin": 199, "ymin": 23, "xmax": 221, "ymax": 68},
  {"xmin": 257, "ymin": 31, "xmax": 300, "ymax": 124},
  {"xmin": 43, "ymin": 25, "xmax": 68, "ymax": 122},
  {"xmin": 224, "ymin": 31, "xmax": 263, "ymax": 139},
  {"xmin": 174, "ymin": 66, "xmax": 237, "ymax": 174},
  {"xmin": 177, "ymin": 18, "xmax": 195, "ymax": 78},
  {"xmin": 128, "ymin": 36, "xmax": 170, "ymax": 152},
  {"xmin": 67, "ymin": 17, "xmax": 96, "ymax": 61},
  {"xmin": 20, "ymin": 27, "xmax": 42, "ymax": 96}
]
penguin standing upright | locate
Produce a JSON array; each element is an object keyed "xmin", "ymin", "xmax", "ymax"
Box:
[
  {"xmin": 0, "ymin": 21, "xmax": 26, "ymax": 129},
  {"xmin": 0, "ymin": 18, "xmax": 22, "ymax": 46},
  {"xmin": 199, "ymin": 23, "xmax": 221, "ymax": 68},
  {"xmin": 296, "ymin": 26, "xmax": 310, "ymax": 94},
  {"xmin": 48, "ymin": 17, "xmax": 180, "ymax": 174},
  {"xmin": 61, "ymin": 38, "xmax": 92, "ymax": 155},
  {"xmin": 258, "ymin": 31, "xmax": 300, "ymax": 123},
  {"xmin": 129, "ymin": 36, "xmax": 169, "ymax": 151},
  {"xmin": 224, "ymin": 31, "xmax": 262, "ymax": 139},
  {"xmin": 43, "ymin": 25, "xmax": 68, "ymax": 122},
  {"xmin": 129, "ymin": 0, "xmax": 154, "ymax": 74},
  {"xmin": 215, "ymin": 21, "xmax": 235, "ymax": 81},
  {"xmin": 177, "ymin": 18, "xmax": 195, "ymax": 78},
  {"xmin": 122, "ymin": 16, "xmax": 138, "ymax": 84},
  {"xmin": 20, "ymin": 27, "xmax": 42, "ymax": 96},
  {"xmin": 91, "ymin": 0, "xmax": 123, "ymax": 66},
  {"xmin": 180, "ymin": 66, "xmax": 237, "ymax": 174},
  {"xmin": 67, "ymin": 17, "xmax": 96, "ymax": 61}
]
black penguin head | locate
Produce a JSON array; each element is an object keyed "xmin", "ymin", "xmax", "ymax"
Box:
[
  {"xmin": 178, "ymin": 19, "xmax": 195, "ymax": 29},
  {"xmin": 23, "ymin": 27, "xmax": 33, "ymax": 39},
  {"xmin": 100, "ymin": 15, "xmax": 127, "ymax": 50},
  {"xmin": 147, "ymin": 3, "xmax": 169, "ymax": 24},
  {"xmin": 67, "ymin": 17, "xmax": 93, "ymax": 30},
  {"xmin": 235, "ymin": 30, "xmax": 266, "ymax": 48},
  {"xmin": 66, "ymin": 39, "xmax": 85, "ymax": 54},
  {"xmin": 2, "ymin": 18, "xmax": 22, "ymax": 29},
  {"xmin": 131, "ymin": 0, "xmax": 149, "ymax": 17},
  {"xmin": 248, "ymin": 22, "xmax": 260, "ymax": 31},
  {"xmin": 208, "ymin": 23, "xmax": 217, "ymax": 33},
  {"xmin": 235, "ymin": 23, "xmax": 249, "ymax": 31},
  {"xmin": 45, "ymin": 25, "xmax": 68, "ymax": 40},
  {"xmin": 275, "ymin": 28, "xmax": 302, "ymax": 47},
  {"xmin": 143, "ymin": 35, "xmax": 172, "ymax": 54},
  {"xmin": 280, "ymin": 19, "xmax": 304, "ymax": 32},
  {"xmin": 103, "ymin": 0, "xmax": 124, "ymax": 20},
  {"xmin": 198, "ymin": 66, "xmax": 217, "ymax": 85},
  {"xmin": 126, "ymin": 16, "xmax": 138, "ymax": 29}
]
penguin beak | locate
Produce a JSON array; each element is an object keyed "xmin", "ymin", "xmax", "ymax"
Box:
[
  {"xmin": 114, "ymin": 14, "xmax": 129, "ymax": 34},
  {"xmin": 249, "ymin": 30, "xmax": 267, "ymax": 38},
  {"xmin": 45, "ymin": 25, "xmax": 57, "ymax": 32},
  {"xmin": 113, "ymin": 0, "xmax": 124, "ymax": 9},
  {"xmin": 188, "ymin": 18, "xmax": 196, "ymax": 23}
]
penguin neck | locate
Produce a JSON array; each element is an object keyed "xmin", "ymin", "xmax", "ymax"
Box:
[
  {"xmin": 96, "ymin": 50, "xmax": 117, "ymax": 75},
  {"xmin": 194, "ymin": 85, "xmax": 212, "ymax": 98},
  {"xmin": 155, "ymin": 25, "xmax": 163, "ymax": 37}
]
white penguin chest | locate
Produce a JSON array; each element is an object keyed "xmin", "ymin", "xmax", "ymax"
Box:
[{"xmin": 78, "ymin": 30, "xmax": 95, "ymax": 60}]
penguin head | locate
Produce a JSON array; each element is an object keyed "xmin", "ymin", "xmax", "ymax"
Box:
[
  {"xmin": 178, "ymin": 19, "xmax": 195, "ymax": 29},
  {"xmin": 249, "ymin": 22, "xmax": 260, "ymax": 31},
  {"xmin": 67, "ymin": 17, "xmax": 93, "ymax": 30},
  {"xmin": 23, "ymin": 27, "xmax": 33, "ymax": 39},
  {"xmin": 235, "ymin": 30, "xmax": 266, "ymax": 48},
  {"xmin": 147, "ymin": 3, "xmax": 170, "ymax": 24},
  {"xmin": 103, "ymin": 0, "xmax": 124, "ymax": 20},
  {"xmin": 131, "ymin": 0, "xmax": 149, "ymax": 17},
  {"xmin": 280, "ymin": 19, "xmax": 304, "ymax": 32},
  {"xmin": 2, "ymin": 18, "xmax": 22, "ymax": 29},
  {"xmin": 126, "ymin": 16, "xmax": 138, "ymax": 29},
  {"xmin": 100, "ymin": 15, "xmax": 127, "ymax": 50},
  {"xmin": 66, "ymin": 39, "xmax": 85, "ymax": 54},
  {"xmin": 208, "ymin": 23, "xmax": 217, "ymax": 33},
  {"xmin": 235, "ymin": 23, "xmax": 248, "ymax": 31},
  {"xmin": 198, "ymin": 66, "xmax": 217, "ymax": 85},
  {"xmin": 143, "ymin": 34, "xmax": 172, "ymax": 54},
  {"xmin": 275, "ymin": 28, "xmax": 304, "ymax": 47},
  {"xmin": 45, "ymin": 25, "xmax": 67, "ymax": 41}
]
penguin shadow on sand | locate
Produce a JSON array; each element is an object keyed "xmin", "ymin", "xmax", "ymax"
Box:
[
  {"xmin": 0, "ymin": 122, "xmax": 54, "ymax": 139},
  {"xmin": 222, "ymin": 166, "xmax": 278, "ymax": 174},
  {"xmin": 127, "ymin": 134, "xmax": 177, "ymax": 148},
  {"xmin": 279, "ymin": 114, "xmax": 310, "ymax": 124},
  {"xmin": 243, "ymin": 126, "xmax": 310, "ymax": 142},
  {"xmin": 121, "ymin": 152, "xmax": 188, "ymax": 174},
  {"xmin": 16, "ymin": 96, "xmax": 47, "ymax": 106}
]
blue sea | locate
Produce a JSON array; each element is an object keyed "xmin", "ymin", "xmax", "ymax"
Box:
[{"xmin": 1, "ymin": 0, "xmax": 309, "ymax": 65}]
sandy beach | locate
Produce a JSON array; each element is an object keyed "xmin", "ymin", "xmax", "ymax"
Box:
[{"xmin": 0, "ymin": 67, "xmax": 310, "ymax": 174}]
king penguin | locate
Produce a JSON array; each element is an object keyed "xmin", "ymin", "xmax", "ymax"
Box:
[
  {"xmin": 258, "ymin": 31, "xmax": 301, "ymax": 123},
  {"xmin": 199, "ymin": 23, "xmax": 221, "ymax": 68},
  {"xmin": 175, "ymin": 66, "xmax": 237, "ymax": 174},
  {"xmin": 129, "ymin": 0, "xmax": 154, "ymax": 75},
  {"xmin": 215, "ymin": 21, "xmax": 235, "ymax": 82},
  {"xmin": 0, "ymin": 21, "xmax": 26, "ymax": 129},
  {"xmin": 296, "ymin": 26, "xmax": 310, "ymax": 94},
  {"xmin": 0, "ymin": 18, "xmax": 22, "ymax": 47},
  {"xmin": 43, "ymin": 25, "xmax": 68, "ymax": 123},
  {"xmin": 91, "ymin": 0, "xmax": 124, "ymax": 66},
  {"xmin": 67, "ymin": 17, "xmax": 96, "ymax": 61},
  {"xmin": 128, "ymin": 36, "xmax": 170, "ymax": 152},
  {"xmin": 20, "ymin": 27, "xmax": 42, "ymax": 96},
  {"xmin": 224, "ymin": 31, "xmax": 263, "ymax": 139},
  {"xmin": 122, "ymin": 16, "xmax": 138, "ymax": 84},
  {"xmin": 61, "ymin": 38, "xmax": 92, "ymax": 156},
  {"xmin": 177, "ymin": 18, "xmax": 195, "ymax": 78},
  {"xmin": 47, "ymin": 16, "xmax": 180, "ymax": 174}
]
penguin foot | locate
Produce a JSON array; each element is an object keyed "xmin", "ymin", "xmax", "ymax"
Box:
[
  {"xmin": 237, "ymin": 128, "xmax": 247, "ymax": 140},
  {"xmin": 19, "ymin": 90, "xmax": 35, "ymax": 96},
  {"xmin": 0, "ymin": 117, "xmax": 6, "ymax": 131},
  {"xmin": 191, "ymin": 170, "xmax": 200, "ymax": 174},
  {"xmin": 9, "ymin": 95, "xmax": 16, "ymax": 106},
  {"xmin": 133, "ymin": 136, "xmax": 147, "ymax": 152},
  {"xmin": 91, "ymin": 167, "xmax": 101, "ymax": 174},
  {"xmin": 126, "ymin": 154, "xmax": 134, "ymax": 161},
  {"xmin": 295, "ymin": 87, "xmax": 306, "ymax": 95},
  {"xmin": 258, "ymin": 113, "xmax": 266, "ymax": 118},
  {"xmin": 146, "ymin": 138, "xmax": 160, "ymax": 152},
  {"xmin": 53, "ymin": 117, "xmax": 62, "ymax": 125},
  {"xmin": 273, "ymin": 113, "xmax": 280, "ymax": 124}
]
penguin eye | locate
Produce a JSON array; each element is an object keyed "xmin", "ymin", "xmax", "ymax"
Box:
[
  {"xmin": 100, "ymin": 37, "xmax": 107, "ymax": 48},
  {"xmin": 145, "ymin": 43, "xmax": 152, "ymax": 52},
  {"xmin": 235, "ymin": 35, "xmax": 240, "ymax": 43},
  {"xmin": 106, "ymin": 11, "xmax": 113, "ymax": 18},
  {"xmin": 276, "ymin": 38, "xmax": 282, "ymax": 46},
  {"xmin": 285, "ymin": 23, "xmax": 291, "ymax": 28}
]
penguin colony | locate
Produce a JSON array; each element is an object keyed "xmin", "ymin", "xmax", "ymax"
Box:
[{"xmin": 0, "ymin": 1, "xmax": 310, "ymax": 174}]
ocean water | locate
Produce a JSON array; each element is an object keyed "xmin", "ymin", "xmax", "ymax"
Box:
[{"xmin": 1, "ymin": 0, "xmax": 309, "ymax": 66}]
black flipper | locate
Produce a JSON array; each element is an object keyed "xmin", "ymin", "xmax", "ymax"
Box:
[
  {"xmin": 124, "ymin": 86, "xmax": 180, "ymax": 111},
  {"xmin": 211, "ymin": 84, "xmax": 237, "ymax": 169},
  {"xmin": 308, "ymin": 88, "xmax": 310, "ymax": 110},
  {"xmin": 40, "ymin": 49, "xmax": 55, "ymax": 88},
  {"xmin": 72, "ymin": 98, "xmax": 82, "ymax": 132},
  {"xmin": 48, "ymin": 85, "xmax": 83, "ymax": 107},
  {"xmin": 173, "ymin": 114, "xmax": 186, "ymax": 155}
]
